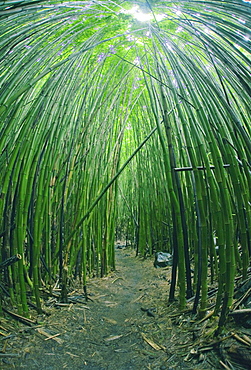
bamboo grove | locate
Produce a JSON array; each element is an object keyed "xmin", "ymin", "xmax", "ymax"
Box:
[{"xmin": 0, "ymin": 0, "xmax": 250, "ymax": 333}]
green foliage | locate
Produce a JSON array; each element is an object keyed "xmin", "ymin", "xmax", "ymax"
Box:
[{"xmin": 0, "ymin": 0, "xmax": 250, "ymax": 333}]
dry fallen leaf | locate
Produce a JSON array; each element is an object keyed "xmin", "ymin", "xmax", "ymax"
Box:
[
  {"xmin": 103, "ymin": 317, "xmax": 117, "ymax": 324},
  {"xmin": 104, "ymin": 334, "xmax": 123, "ymax": 341},
  {"xmin": 66, "ymin": 352, "xmax": 79, "ymax": 358},
  {"xmin": 141, "ymin": 333, "xmax": 163, "ymax": 351}
]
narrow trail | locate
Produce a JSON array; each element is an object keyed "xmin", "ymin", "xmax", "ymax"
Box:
[
  {"xmin": 2, "ymin": 248, "xmax": 220, "ymax": 370},
  {"xmin": 3, "ymin": 248, "xmax": 174, "ymax": 369}
]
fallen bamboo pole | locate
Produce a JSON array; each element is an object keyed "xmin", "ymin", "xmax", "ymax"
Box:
[{"xmin": 0, "ymin": 254, "xmax": 22, "ymax": 270}]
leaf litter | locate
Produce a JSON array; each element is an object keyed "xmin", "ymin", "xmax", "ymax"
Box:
[{"xmin": 0, "ymin": 246, "xmax": 251, "ymax": 369}]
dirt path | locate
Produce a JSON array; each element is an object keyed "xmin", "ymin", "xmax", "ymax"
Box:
[{"xmin": 1, "ymin": 247, "xmax": 233, "ymax": 369}]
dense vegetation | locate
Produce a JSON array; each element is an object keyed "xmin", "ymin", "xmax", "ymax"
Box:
[{"xmin": 0, "ymin": 0, "xmax": 250, "ymax": 334}]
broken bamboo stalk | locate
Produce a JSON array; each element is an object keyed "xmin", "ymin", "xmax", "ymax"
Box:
[
  {"xmin": 0, "ymin": 254, "xmax": 22, "ymax": 269},
  {"xmin": 229, "ymin": 309, "xmax": 251, "ymax": 316},
  {"xmin": 231, "ymin": 332, "xmax": 251, "ymax": 347},
  {"xmin": 36, "ymin": 328, "xmax": 64, "ymax": 344},
  {"xmin": 2, "ymin": 308, "xmax": 37, "ymax": 326}
]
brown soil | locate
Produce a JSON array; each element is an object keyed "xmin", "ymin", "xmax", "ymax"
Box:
[{"xmin": 0, "ymin": 247, "xmax": 250, "ymax": 369}]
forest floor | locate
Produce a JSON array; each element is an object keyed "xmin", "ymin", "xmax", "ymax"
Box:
[{"xmin": 1, "ymin": 244, "xmax": 251, "ymax": 370}]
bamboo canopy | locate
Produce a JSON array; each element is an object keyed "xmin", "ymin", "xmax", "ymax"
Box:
[{"xmin": 0, "ymin": 0, "xmax": 250, "ymax": 333}]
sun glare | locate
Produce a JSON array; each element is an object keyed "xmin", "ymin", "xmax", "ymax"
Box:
[{"xmin": 122, "ymin": 5, "xmax": 165, "ymax": 23}]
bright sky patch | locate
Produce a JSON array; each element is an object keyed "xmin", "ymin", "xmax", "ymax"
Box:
[{"xmin": 122, "ymin": 5, "xmax": 165, "ymax": 23}]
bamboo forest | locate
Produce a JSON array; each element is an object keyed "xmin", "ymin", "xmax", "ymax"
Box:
[{"xmin": 0, "ymin": 0, "xmax": 251, "ymax": 369}]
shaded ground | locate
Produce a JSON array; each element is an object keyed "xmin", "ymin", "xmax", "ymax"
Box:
[{"xmin": 1, "ymin": 246, "xmax": 250, "ymax": 369}]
